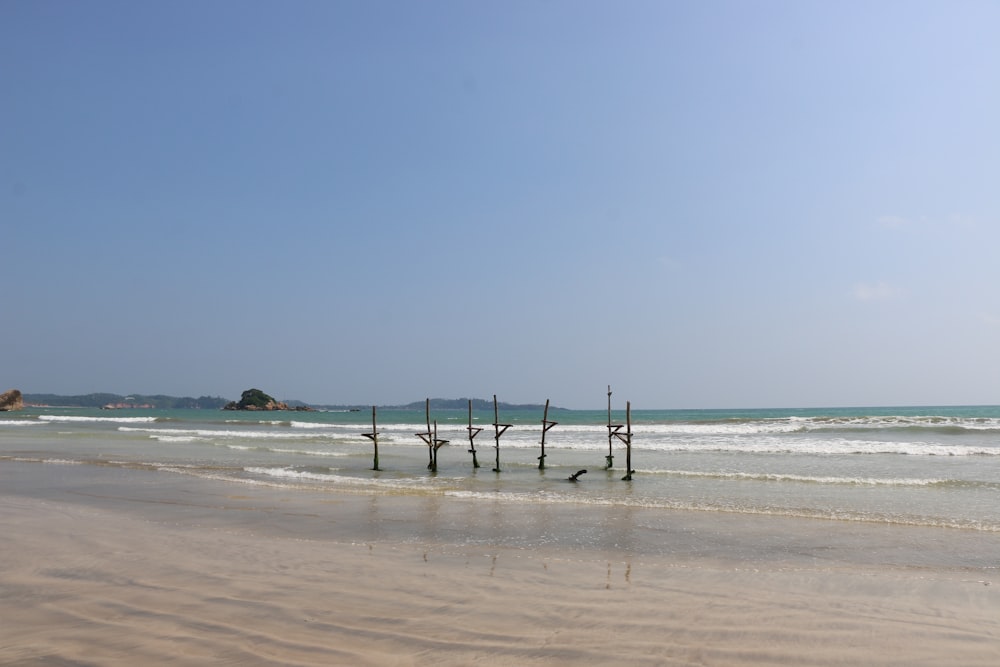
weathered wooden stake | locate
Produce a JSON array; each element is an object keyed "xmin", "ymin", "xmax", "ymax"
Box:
[
  {"xmin": 606, "ymin": 385, "xmax": 623, "ymax": 469},
  {"xmin": 492, "ymin": 394, "xmax": 511, "ymax": 473},
  {"xmin": 610, "ymin": 400, "xmax": 635, "ymax": 481},
  {"xmin": 466, "ymin": 399, "xmax": 483, "ymax": 468},
  {"xmin": 431, "ymin": 419, "xmax": 448, "ymax": 471},
  {"xmin": 414, "ymin": 399, "xmax": 450, "ymax": 472},
  {"xmin": 361, "ymin": 405, "xmax": 380, "ymax": 471},
  {"xmin": 416, "ymin": 398, "xmax": 434, "ymax": 470},
  {"xmin": 538, "ymin": 398, "xmax": 557, "ymax": 469}
]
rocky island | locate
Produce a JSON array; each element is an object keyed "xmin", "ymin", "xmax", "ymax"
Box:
[
  {"xmin": 0, "ymin": 389, "xmax": 24, "ymax": 411},
  {"xmin": 223, "ymin": 388, "xmax": 314, "ymax": 411}
]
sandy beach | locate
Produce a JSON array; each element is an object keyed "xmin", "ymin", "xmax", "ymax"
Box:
[{"xmin": 2, "ymin": 463, "xmax": 998, "ymax": 666}]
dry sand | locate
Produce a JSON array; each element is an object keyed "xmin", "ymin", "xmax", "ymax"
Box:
[{"xmin": 2, "ymin": 487, "xmax": 999, "ymax": 666}]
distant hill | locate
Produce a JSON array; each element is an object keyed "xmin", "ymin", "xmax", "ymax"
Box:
[
  {"xmin": 24, "ymin": 393, "xmax": 230, "ymax": 409},
  {"xmin": 22, "ymin": 394, "xmax": 559, "ymax": 412},
  {"xmin": 283, "ymin": 398, "xmax": 560, "ymax": 411},
  {"xmin": 390, "ymin": 398, "xmax": 559, "ymax": 411}
]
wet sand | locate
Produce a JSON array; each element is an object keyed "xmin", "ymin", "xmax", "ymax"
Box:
[{"xmin": 2, "ymin": 464, "xmax": 998, "ymax": 666}]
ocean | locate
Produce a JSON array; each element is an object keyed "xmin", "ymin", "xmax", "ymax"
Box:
[{"xmin": 4, "ymin": 403, "xmax": 1000, "ymax": 547}]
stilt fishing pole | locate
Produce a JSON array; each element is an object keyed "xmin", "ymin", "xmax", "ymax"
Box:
[
  {"xmin": 467, "ymin": 399, "xmax": 483, "ymax": 468},
  {"xmin": 415, "ymin": 398, "xmax": 433, "ymax": 469},
  {"xmin": 538, "ymin": 398, "xmax": 557, "ymax": 470},
  {"xmin": 611, "ymin": 400, "xmax": 635, "ymax": 481},
  {"xmin": 361, "ymin": 405, "xmax": 381, "ymax": 471},
  {"xmin": 492, "ymin": 394, "xmax": 511, "ymax": 473},
  {"xmin": 415, "ymin": 399, "xmax": 449, "ymax": 472},
  {"xmin": 606, "ymin": 385, "xmax": 623, "ymax": 469},
  {"xmin": 431, "ymin": 419, "xmax": 448, "ymax": 471}
]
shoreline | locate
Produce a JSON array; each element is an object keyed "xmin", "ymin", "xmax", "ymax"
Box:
[
  {"xmin": 4, "ymin": 460, "xmax": 1000, "ymax": 570},
  {"xmin": 3, "ymin": 462, "xmax": 999, "ymax": 665}
]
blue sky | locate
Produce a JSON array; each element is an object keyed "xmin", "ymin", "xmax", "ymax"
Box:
[{"xmin": 3, "ymin": 1, "xmax": 999, "ymax": 409}]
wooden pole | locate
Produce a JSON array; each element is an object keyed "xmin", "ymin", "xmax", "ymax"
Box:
[
  {"xmin": 415, "ymin": 398, "xmax": 434, "ymax": 470},
  {"xmin": 492, "ymin": 394, "xmax": 511, "ymax": 473},
  {"xmin": 372, "ymin": 405, "xmax": 379, "ymax": 471},
  {"xmin": 467, "ymin": 399, "xmax": 482, "ymax": 468},
  {"xmin": 538, "ymin": 398, "xmax": 557, "ymax": 470},
  {"xmin": 610, "ymin": 399, "xmax": 634, "ymax": 481},
  {"xmin": 432, "ymin": 419, "xmax": 449, "ymax": 471},
  {"xmin": 622, "ymin": 401, "xmax": 634, "ymax": 481},
  {"xmin": 361, "ymin": 405, "xmax": 380, "ymax": 471},
  {"xmin": 426, "ymin": 398, "xmax": 432, "ymax": 468},
  {"xmin": 493, "ymin": 395, "xmax": 501, "ymax": 472},
  {"xmin": 606, "ymin": 385, "xmax": 623, "ymax": 469},
  {"xmin": 432, "ymin": 420, "xmax": 439, "ymax": 471}
]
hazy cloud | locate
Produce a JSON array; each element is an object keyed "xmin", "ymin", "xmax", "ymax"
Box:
[
  {"xmin": 981, "ymin": 313, "xmax": 1000, "ymax": 327},
  {"xmin": 657, "ymin": 256, "xmax": 684, "ymax": 271},
  {"xmin": 854, "ymin": 282, "xmax": 901, "ymax": 301},
  {"xmin": 945, "ymin": 213, "xmax": 983, "ymax": 230},
  {"xmin": 877, "ymin": 215, "xmax": 911, "ymax": 229}
]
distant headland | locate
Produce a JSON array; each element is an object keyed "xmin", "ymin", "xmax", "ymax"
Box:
[
  {"xmin": 23, "ymin": 392, "xmax": 230, "ymax": 410},
  {"xmin": 18, "ymin": 390, "xmax": 556, "ymax": 412}
]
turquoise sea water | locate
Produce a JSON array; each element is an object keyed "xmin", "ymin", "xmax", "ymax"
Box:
[{"xmin": 4, "ymin": 404, "xmax": 1000, "ymax": 541}]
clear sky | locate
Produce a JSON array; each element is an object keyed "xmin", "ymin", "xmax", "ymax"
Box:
[{"xmin": 3, "ymin": 1, "xmax": 999, "ymax": 409}]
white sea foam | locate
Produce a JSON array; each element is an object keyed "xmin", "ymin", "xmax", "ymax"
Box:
[
  {"xmin": 443, "ymin": 432, "xmax": 1000, "ymax": 456},
  {"xmin": 223, "ymin": 444, "xmax": 347, "ymax": 457},
  {"xmin": 289, "ymin": 421, "xmax": 336, "ymax": 429},
  {"xmin": 5, "ymin": 456, "xmax": 83, "ymax": 465},
  {"xmin": 118, "ymin": 424, "xmax": 449, "ymax": 447},
  {"xmin": 244, "ymin": 466, "xmax": 343, "ymax": 480},
  {"xmin": 118, "ymin": 426, "xmax": 341, "ymax": 440},
  {"xmin": 631, "ymin": 436, "xmax": 1000, "ymax": 457},
  {"xmin": 645, "ymin": 469, "xmax": 946, "ymax": 486},
  {"xmin": 243, "ymin": 466, "xmax": 457, "ymax": 489},
  {"xmin": 490, "ymin": 415, "xmax": 1000, "ymax": 438},
  {"xmin": 40, "ymin": 415, "xmax": 159, "ymax": 423},
  {"xmin": 601, "ymin": 415, "xmax": 1000, "ymax": 437},
  {"xmin": 796, "ymin": 415, "xmax": 1000, "ymax": 432},
  {"xmin": 270, "ymin": 447, "xmax": 348, "ymax": 457},
  {"xmin": 152, "ymin": 435, "xmax": 202, "ymax": 443},
  {"xmin": 629, "ymin": 421, "xmax": 805, "ymax": 436}
]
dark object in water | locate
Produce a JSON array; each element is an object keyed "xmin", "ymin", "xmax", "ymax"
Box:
[{"xmin": 568, "ymin": 469, "xmax": 587, "ymax": 482}]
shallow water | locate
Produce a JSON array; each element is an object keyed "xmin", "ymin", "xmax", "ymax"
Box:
[{"xmin": 4, "ymin": 405, "xmax": 1000, "ymax": 552}]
